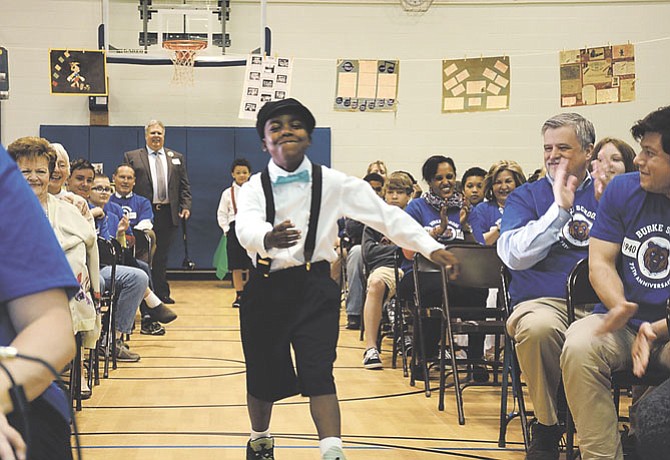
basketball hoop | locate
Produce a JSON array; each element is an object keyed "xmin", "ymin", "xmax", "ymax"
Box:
[{"xmin": 163, "ymin": 39, "xmax": 207, "ymax": 85}]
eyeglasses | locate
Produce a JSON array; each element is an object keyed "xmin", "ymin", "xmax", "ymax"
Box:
[{"xmin": 91, "ymin": 186, "xmax": 112, "ymax": 193}]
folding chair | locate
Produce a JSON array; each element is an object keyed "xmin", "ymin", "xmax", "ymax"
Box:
[
  {"xmin": 498, "ymin": 266, "xmax": 531, "ymax": 449},
  {"xmin": 97, "ymin": 237, "xmax": 120, "ymax": 378},
  {"xmin": 564, "ymin": 257, "xmax": 669, "ymax": 459},
  {"xmin": 391, "ymin": 249, "xmax": 411, "ymax": 377},
  {"xmin": 132, "ymin": 227, "xmax": 154, "ymax": 266},
  {"xmin": 67, "ymin": 332, "xmax": 83, "ymax": 411},
  {"xmin": 420, "ymin": 244, "xmax": 507, "ymax": 424}
]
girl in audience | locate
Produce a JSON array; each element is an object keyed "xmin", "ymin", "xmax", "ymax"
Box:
[
  {"xmin": 590, "ymin": 137, "xmax": 637, "ymax": 200},
  {"xmin": 366, "ymin": 159, "xmax": 388, "ymax": 179},
  {"xmin": 470, "ymin": 160, "xmax": 526, "ymax": 245},
  {"xmin": 398, "ymin": 155, "xmax": 488, "ymax": 381},
  {"xmin": 9, "ymin": 137, "xmax": 100, "ymax": 398}
]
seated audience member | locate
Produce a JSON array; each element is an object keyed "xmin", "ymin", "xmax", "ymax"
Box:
[
  {"xmin": 89, "ymin": 173, "xmax": 177, "ymax": 332},
  {"xmin": 561, "ymin": 107, "xmax": 670, "ymax": 460},
  {"xmin": 48, "ymin": 143, "xmax": 94, "ymax": 227},
  {"xmin": 498, "ymin": 113, "xmax": 597, "ymax": 459},
  {"xmin": 68, "ymin": 160, "xmax": 148, "ymax": 361},
  {"xmin": 110, "ymin": 163, "xmax": 156, "ymax": 242},
  {"xmin": 397, "ymin": 170, "xmax": 423, "ymax": 200},
  {"xmin": 589, "ymin": 136, "xmax": 637, "ymax": 200},
  {"xmin": 470, "ymin": 161, "xmax": 526, "ymax": 245},
  {"xmin": 344, "ymin": 172, "xmax": 386, "ymax": 330},
  {"xmin": 461, "ymin": 166, "xmax": 487, "ymax": 209},
  {"xmin": 399, "ymin": 155, "xmax": 488, "ymax": 380},
  {"xmin": 366, "ymin": 159, "xmax": 388, "ymax": 180},
  {"xmin": 217, "ymin": 158, "xmax": 252, "ymax": 308},
  {"xmin": 9, "ymin": 137, "xmax": 100, "ymax": 399},
  {"xmin": 361, "ymin": 172, "xmax": 414, "ymax": 369},
  {"xmin": 0, "ymin": 143, "xmax": 79, "ymax": 460}
]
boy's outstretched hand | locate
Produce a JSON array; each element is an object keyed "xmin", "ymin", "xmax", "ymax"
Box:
[
  {"xmin": 430, "ymin": 248, "xmax": 460, "ymax": 280},
  {"xmin": 264, "ymin": 220, "xmax": 302, "ymax": 249}
]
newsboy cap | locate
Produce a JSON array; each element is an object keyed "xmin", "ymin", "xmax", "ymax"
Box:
[{"xmin": 255, "ymin": 98, "xmax": 316, "ymax": 139}]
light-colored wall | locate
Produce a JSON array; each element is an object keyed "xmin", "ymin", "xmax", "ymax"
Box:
[{"xmin": 1, "ymin": 0, "xmax": 669, "ymax": 181}]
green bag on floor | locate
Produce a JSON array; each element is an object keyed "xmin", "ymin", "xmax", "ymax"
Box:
[{"xmin": 212, "ymin": 233, "xmax": 228, "ymax": 280}]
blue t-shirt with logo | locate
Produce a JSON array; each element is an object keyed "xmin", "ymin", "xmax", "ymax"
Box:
[
  {"xmin": 109, "ymin": 193, "xmax": 153, "ymax": 228},
  {"xmin": 502, "ymin": 177, "xmax": 597, "ymax": 306},
  {"xmin": 403, "ymin": 197, "xmax": 463, "ymax": 271},
  {"xmin": 0, "ymin": 145, "xmax": 79, "ymax": 421},
  {"xmin": 470, "ymin": 200, "xmax": 503, "ymax": 245},
  {"xmin": 590, "ymin": 172, "xmax": 670, "ymax": 327}
]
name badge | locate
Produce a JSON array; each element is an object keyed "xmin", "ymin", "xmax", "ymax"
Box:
[
  {"xmin": 127, "ymin": 211, "xmax": 137, "ymax": 220},
  {"xmin": 171, "ymin": 158, "xmax": 181, "ymax": 165}
]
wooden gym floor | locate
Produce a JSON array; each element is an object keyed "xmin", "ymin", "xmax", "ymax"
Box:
[{"xmin": 75, "ymin": 279, "xmax": 529, "ymax": 459}]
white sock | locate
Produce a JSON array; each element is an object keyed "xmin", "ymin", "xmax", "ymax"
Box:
[
  {"xmin": 319, "ymin": 437, "xmax": 342, "ymax": 455},
  {"xmin": 145, "ymin": 292, "xmax": 162, "ymax": 308},
  {"xmin": 250, "ymin": 428, "xmax": 271, "ymax": 441}
]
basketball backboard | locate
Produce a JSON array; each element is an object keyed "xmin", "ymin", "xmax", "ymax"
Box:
[{"xmin": 102, "ymin": 0, "xmax": 266, "ymax": 66}]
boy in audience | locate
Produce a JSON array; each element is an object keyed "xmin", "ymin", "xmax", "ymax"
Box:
[
  {"xmin": 461, "ymin": 166, "xmax": 486, "ymax": 208},
  {"xmin": 562, "ymin": 106, "xmax": 670, "ymax": 460},
  {"xmin": 361, "ymin": 172, "xmax": 414, "ymax": 369},
  {"xmin": 497, "ymin": 113, "xmax": 597, "ymax": 459}
]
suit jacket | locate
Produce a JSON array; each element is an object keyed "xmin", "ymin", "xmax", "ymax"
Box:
[{"xmin": 124, "ymin": 147, "xmax": 192, "ymax": 226}]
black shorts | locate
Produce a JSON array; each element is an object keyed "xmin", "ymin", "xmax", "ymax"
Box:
[
  {"xmin": 240, "ymin": 261, "xmax": 340, "ymax": 402},
  {"xmin": 227, "ymin": 221, "xmax": 252, "ymax": 270}
]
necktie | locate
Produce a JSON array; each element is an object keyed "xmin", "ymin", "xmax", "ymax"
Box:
[
  {"xmin": 154, "ymin": 152, "xmax": 167, "ymax": 202},
  {"xmin": 273, "ymin": 169, "xmax": 310, "ymax": 185}
]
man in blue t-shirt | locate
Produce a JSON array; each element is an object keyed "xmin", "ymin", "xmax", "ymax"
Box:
[
  {"xmin": 497, "ymin": 113, "xmax": 598, "ymax": 459},
  {"xmin": 0, "ymin": 144, "xmax": 79, "ymax": 459},
  {"xmin": 561, "ymin": 106, "xmax": 670, "ymax": 460}
]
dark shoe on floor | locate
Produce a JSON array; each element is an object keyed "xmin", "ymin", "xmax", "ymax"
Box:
[
  {"xmin": 526, "ymin": 421, "xmax": 563, "ymax": 460},
  {"xmin": 160, "ymin": 295, "xmax": 176, "ymax": 304},
  {"xmin": 115, "ymin": 339, "xmax": 140, "ymax": 362},
  {"xmin": 232, "ymin": 298, "xmax": 241, "ymax": 308},
  {"xmin": 147, "ymin": 303, "xmax": 177, "ymax": 324},
  {"xmin": 363, "ymin": 347, "xmax": 383, "ymax": 370},
  {"xmin": 246, "ymin": 436, "xmax": 274, "ymax": 460},
  {"xmin": 345, "ymin": 315, "xmax": 360, "ymax": 330},
  {"xmin": 141, "ymin": 318, "xmax": 166, "ymax": 336},
  {"xmin": 472, "ymin": 365, "xmax": 489, "ymax": 383}
]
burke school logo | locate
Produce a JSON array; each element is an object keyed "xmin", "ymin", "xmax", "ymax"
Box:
[
  {"xmin": 561, "ymin": 213, "xmax": 592, "ymax": 248},
  {"xmin": 639, "ymin": 238, "xmax": 670, "ymax": 280}
]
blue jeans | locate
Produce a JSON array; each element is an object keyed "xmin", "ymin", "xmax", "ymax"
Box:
[
  {"xmin": 345, "ymin": 245, "xmax": 364, "ymax": 316},
  {"xmin": 100, "ymin": 265, "xmax": 148, "ymax": 334}
]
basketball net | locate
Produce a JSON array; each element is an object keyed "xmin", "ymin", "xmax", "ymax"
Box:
[{"xmin": 163, "ymin": 40, "xmax": 207, "ymax": 85}]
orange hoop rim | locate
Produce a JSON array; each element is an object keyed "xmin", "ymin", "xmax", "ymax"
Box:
[{"xmin": 162, "ymin": 39, "xmax": 208, "ymax": 51}]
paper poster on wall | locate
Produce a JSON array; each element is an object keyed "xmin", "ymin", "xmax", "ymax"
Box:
[
  {"xmin": 559, "ymin": 44, "xmax": 635, "ymax": 107},
  {"xmin": 239, "ymin": 55, "xmax": 293, "ymax": 120},
  {"xmin": 442, "ymin": 56, "xmax": 510, "ymax": 113},
  {"xmin": 334, "ymin": 59, "xmax": 399, "ymax": 112},
  {"xmin": 49, "ymin": 49, "xmax": 107, "ymax": 96}
]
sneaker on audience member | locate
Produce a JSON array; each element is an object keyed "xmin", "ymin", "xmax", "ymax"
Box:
[
  {"xmin": 363, "ymin": 347, "xmax": 382, "ymax": 370},
  {"xmin": 322, "ymin": 445, "xmax": 347, "ymax": 460},
  {"xmin": 246, "ymin": 436, "xmax": 274, "ymax": 460},
  {"xmin": 345, "ymin": 315, "xmax": 360, "ymax": 330},
  {"xmin": 526, "ymin": 421, "xmax": 563, "ymax": 460},
  {"xmin": 115, "ymin": 339, "xmax": 140, "ymax": 362},
  {"xmin": 141, "ymin": 317, "xmax": 166, "ymax": 336}
]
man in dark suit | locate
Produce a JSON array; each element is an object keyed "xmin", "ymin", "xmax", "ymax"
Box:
[{"xmin": 124, "ymin": 120, "xmax": 192, "ymax": 303}]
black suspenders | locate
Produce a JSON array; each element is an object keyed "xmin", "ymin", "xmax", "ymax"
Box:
[{"xmin": 256, "ymin": 163, "xmax": 322, "ymax": 277}]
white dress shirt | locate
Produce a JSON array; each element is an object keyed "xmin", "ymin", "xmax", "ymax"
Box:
[
  {"xmin": 217, "ymin": 182, "xmax": 242, "ymax": 234},
  {"xmin": 236, "ymin": 157, "xmax": 443, "ymax": 272},
  {"xmin": 147, "ymin": 146, "xmax": 170, "ymax": 204}
]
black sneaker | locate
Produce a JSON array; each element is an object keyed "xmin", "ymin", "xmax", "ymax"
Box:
[
  {"xmin": 141, "ymin": 318, "xmax": 166, "ymax": 336},
  {"xmin": 345, "ymin": 315, "xmax": 360, "ymax": 330},
  {"xmin": 232, "ymin": 297, "xmax": 241, "ymax": 308},
  {"xmin": 246, "ymin": 436, "xmax": 274, "ymax": 460},
  {"xmin": 527, "ymin": 421, "xmax": 563, "ymax": 460},
  {"xmin": 363, "ymin": 347, "xmax": 383, "ymax": 370}
]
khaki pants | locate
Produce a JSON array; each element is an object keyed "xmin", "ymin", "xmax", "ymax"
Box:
[
  {"xmin": 506, "ymin": 298, "xmax": 583, "ymax": 426},
  {"xmin": 561, "ymin": 314, "xmax": 670, "ymax": 460}
]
